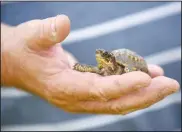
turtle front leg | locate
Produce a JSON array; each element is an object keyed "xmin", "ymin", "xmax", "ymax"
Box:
[{"xmin": 73, "ymin": 63, "xmax": 100, "ymax": 74}]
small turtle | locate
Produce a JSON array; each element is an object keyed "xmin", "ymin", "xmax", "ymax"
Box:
[{"xmin": 73, "ymin": 49, "xmax": 150, "ymax": 76}]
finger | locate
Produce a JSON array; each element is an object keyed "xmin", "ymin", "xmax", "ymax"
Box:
[
  {"xmin": 117, "ymin": 76, "xmax": 179, "ymax": 114},
  {"xmin": 148, "ymin": 64, "xmax": 164, "ymax": 78},
  {"xmin": 28, "ymin": 14, "xmax": 70, "ymax": 49},
  {"xmin": 54, "ymin": 70, "xmax": 151, "ymax": 102},
  {"xmin": 75, "ymin": 76, "xmax": 179, "ymax": 114}
]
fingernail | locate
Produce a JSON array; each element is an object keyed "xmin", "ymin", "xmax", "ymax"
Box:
[
  {"xmin": 51, "ymin": 21, "xmax": 57, "ymax": 41},
  {"xmin": 173, "ymin": 80, "xmax": 180, "ymax": 91},
  {"xmin": 50, "ymin": 14, "xmax": 68, "ymax": 42},
  {"xmin": 165, "ymin": 80, "xmax": 180, "ymax": 95},
  {"xmin": 51, "ymin": 20, "xmax": 56, "ymax": 33},
  {"xmin": 51, "ymin": 14, "xmax": 64, "ymax": 41}
]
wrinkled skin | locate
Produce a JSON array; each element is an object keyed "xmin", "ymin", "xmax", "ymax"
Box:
[{"xmin": 1, "ymin": 15, "xmax": 180, "ymax": 114}]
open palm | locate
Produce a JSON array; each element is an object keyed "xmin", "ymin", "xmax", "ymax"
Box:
[{"xmin": 2, "ymin": 15, "xmax": 179, "ymax": 114}]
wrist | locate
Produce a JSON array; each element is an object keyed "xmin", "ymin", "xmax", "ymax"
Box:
[
  {"xmin": 1, "ymin": 51, "xmax": 15, "ymax": 87},
  {"xmin": 1, "ymin": 24, "xmax": 16, "ymax": 87}
]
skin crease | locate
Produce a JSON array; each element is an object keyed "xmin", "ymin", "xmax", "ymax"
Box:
[{"xmin": 1, "ymin": 14, "xmax": 180, "ymax": 114}]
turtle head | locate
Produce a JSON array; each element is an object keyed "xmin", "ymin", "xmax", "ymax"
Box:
[{"xmin": 95, "ymin": 49, "xmax": 116, "ymax": 69}]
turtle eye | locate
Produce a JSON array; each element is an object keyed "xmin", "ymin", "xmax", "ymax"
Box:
[{"xmin": 103, "ymin": 51, "xmax": 109, "ymax": 56}]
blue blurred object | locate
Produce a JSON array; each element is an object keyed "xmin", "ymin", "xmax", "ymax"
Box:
[{"xmin": 1, "ymin": 1, "xmax": 181, "ymax": 131}]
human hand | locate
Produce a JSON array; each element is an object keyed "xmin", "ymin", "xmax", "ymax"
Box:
[{"xmin": 1, "ymin": 15, "xmax": 179, "ymax": 114}]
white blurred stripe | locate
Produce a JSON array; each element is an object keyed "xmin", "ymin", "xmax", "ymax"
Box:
[
  {"xmin": 1, "ymin": 46, "xmax": 181, "ymax": 98},
  {"xmin": 173, "ymin": 128, "xmax": 182, "ymax": 131},
  {"xmin": 1, "ymin": 88, "xmax": 30, "ymax": 98},
  {"xmin": 63, "ymin": 2, "xmax": 181, "ymax": 44},
  {"xmin": 1, "ymin": 92, "xmax": 181, "ymax": 131},
  {"xmin": 146, "ymin": 47, "xmax": 181, "ymax": 65}
]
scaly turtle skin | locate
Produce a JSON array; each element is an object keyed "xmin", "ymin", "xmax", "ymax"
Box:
[{"xmin": 73, "ymin": 49, "xmax": 150, "ymax": 76}]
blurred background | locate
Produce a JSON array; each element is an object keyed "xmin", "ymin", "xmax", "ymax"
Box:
[{"xmin": 1, "ymin": 1, "xmax": 181, "ymax": 131}]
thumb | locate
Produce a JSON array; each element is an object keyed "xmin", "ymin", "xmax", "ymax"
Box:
[{"xmin": 27, "ymin": 14, "xmax": 70, "ymax": 49}]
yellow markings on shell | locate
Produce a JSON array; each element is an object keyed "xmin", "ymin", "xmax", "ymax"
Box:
[
  {"xmin": 128, "ymin": 54, "xmax": 132, "ymax": 59},
  {"xmin": 134, "ymin": 57, "xmax": 138, "ymax": 61},
  {"xmin": 128, "ymin": 54, "xmax": 139, "ymax": 62}
]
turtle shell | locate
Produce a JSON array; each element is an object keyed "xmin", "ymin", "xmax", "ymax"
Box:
[{"xmin": 111, "ymin": 49, "xmax": 149, "ymax": 74}]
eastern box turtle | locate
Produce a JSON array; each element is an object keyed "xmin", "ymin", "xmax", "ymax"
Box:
[{"xmin": 73, "ymin": 49, "xmax": 150, "ymax": 76}]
